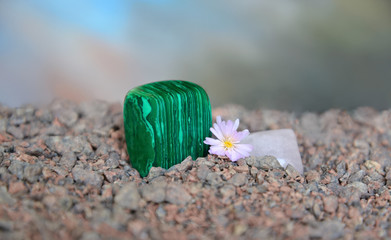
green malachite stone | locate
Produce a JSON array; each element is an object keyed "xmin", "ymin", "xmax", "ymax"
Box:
[{"xmin": 123, "ymin": 80, "xmax": 212, "ymax": 177}]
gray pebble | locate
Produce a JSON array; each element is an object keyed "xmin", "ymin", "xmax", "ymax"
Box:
[
  {"xmin": 149, "ymin": 175, "xmax": 167, "ymax": 184},
  {"xmin": 23, "ymin": 164, "xmax": 42, "ymax": 183},
  {"xmin": 256, "ymin": 172, "xmax": 264, "ymax": 184},
  {"xmin": 206, "ymin": 172, "xmax": 223, "ymax": 186},
  {"xmin": 165, "ymin": 182, "xmax": 191, "ymax": 205},
  {"xmin": 59, "ymin": 197, "xmax": 74, "ymax": 211},
  {"xmin": 44, "ymin": 125, "xmax": 66, "ymax": 136},
  {"xmin": 177, "ymin": 156, "xmax": 193, "ymax": 172},
  {"xmin": 307, "ymin": 182, "xmax": 320, "ymax": 192},
  {"xmin": 8, "ymin": 160, "xmax": 26, "ymax": 179},
  {"xmin": 156, "ymin": 206, "xmax": 166, "ymax": 219},
  {"xmin": 114, "ymin": 182, "xmax": 140, "ymax": 210},
  {"xmin": 147, "ymin": 167, "xmax": 166, "ymax": 181},
  {"xmin": 7, "ymin": 126, "xmax": 24, "ymax": 139},
  {"xmin": 310, "ymin": 220, "xmax": 345, "ymax": 240},
  {"xmin": 11, "ymin": 106, "xmax": 35, "ymax": 125},
  {"xmin": 367, "ymin": 171, "xmax": 383, "ymax": 182},
  {"xmin": 80, "ymin": 101, "xmax": 109, "ymax": 120},
  {"xmin": 105, "ymin": 152, "xmax": 120, "ymax": 169},
  {"xmin": 386, "ymin": 170, "xmax": 391, "ymax": 186},
  {"xmin": 36, "ymin": 108, "xmax": 53, "ymax": 123},
  {"xmin": 56, "ymin": 108, "xmax": 79, "ymax": 128},
  {"xmin": 51, "ymin": 166, "xmax": 69, "ymax": 177},
  {"xmin": 250, "ymin": 167, "xmax": 258, "ymax": 178},
  {"xmin": 197, "ymin": 164, "xmax": 211, "ymax": 181},
  {"xmin": 119, "ymin": 160, "xmax": 127, "ymax": 166},
  {"xmin": 25, "ymin": 146, "xmax": 45, "ymax": 157},
  {"xmin": 196, "ymin": 157, "xmax": 215, "ymax": 167},
  {"xmin": 346, "ymin": 181, "xmax": 368, "ymax": 194},
  {"xmin": 80, "ymin": 232, "xmax": 101, "ymax": 240},
  {"xmin": 220, "ymin": 184, "xmax": 236, "ymax": 199},
  {"xmin": 323, "ymin": 195, "xmax": 338, "ymax": 213},
  {"xmin": 228, "ymin": 173, "xmax": 248, "ymax": 187},
  {"xmin": 308, "ymin": 154, "xmax": 323, "ymax": 169},
  {"xmin": 339, "ymin": 172, "xmax": 350, "ymax": 184},
  {"xmin": 87, "ymin": 135, "xmax": 101, "ymax": 149},
  {"xmin": 286, "ymin": 164, "xmax": 301, "ymax": 178},
  {"xmin": 0, "ymin": 167, "xmax": 12, "ymax": 182},
  {"xmin": 126, "ymin": 167, "xmax": 140, "ymax": 178},
  {"xmin": 95, "ymin": 143, "xmax": 112, "ymax": 156},
  {"xmin": 246, "ymin": 156, "xmax": 283, "ymax": 171},
  {"xmin": 72, "ymin": 167, "xmax": 103, "ymax": 188},
  {"xmin": 45, "ymin": 136, "xmax": 93, "ymax": 156},
  {"xmin": 60, "ymin": 152, "xmax": 77, "ymax": 170},
  {"xmin": 336, "ymin": 161, "xmax": 346, "ymax": 178},
  {"xmin": 340, "ymin": 182, "xmax": 368, "ymax": 202},
  {"xmin": 312, "ymin": 202, "xmax": 322, "ymax": 219},
  {"xmin": 326, "ymin": 182, "xmax": 344, "ymax": 196},
  {"xmin": 385, "ymin": 169, "xmax": 391, "ymax": 180},
  {"xmin": 0, "ymin": 186, "xmax": 15, "ymax": 205},
  {"xmin": 0, "ymin": 119, "xmax": 7, "ymax": 132},
  {"xmin": 140, "ymin": 181, "xmax": 166, "ymax": 203},
  {"xmin": 0, "ymin": 220, "xmax": 13, "ymax": 231},
  {"xmin": 123, "ymin": 165, "xmax": 132, "ymax": 172},
  {"xmin": 107, "ymin": 154, "xmax": 121, "ymax": 168}
]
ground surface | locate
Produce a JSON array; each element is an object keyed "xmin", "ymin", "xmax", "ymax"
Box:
[{"xmin": 0, "ymin": 100, "xmax": 391, "ymax": 240}]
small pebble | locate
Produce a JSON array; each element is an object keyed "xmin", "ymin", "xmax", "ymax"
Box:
[
  {"xmin": 228, "ymin": 173, "xmax": 248, "ymax": 187},
  {"xmin": 114, "ymin": 182, "xmax": 140, "ymax": 210}
]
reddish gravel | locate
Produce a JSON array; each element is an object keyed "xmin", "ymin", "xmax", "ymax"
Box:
[{"xmin": 0, "ymin": 101, "xmax": 391, "ymax": 240}]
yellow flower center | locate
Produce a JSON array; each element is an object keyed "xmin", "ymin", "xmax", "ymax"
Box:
[{"xmin": 223, "ymin": 140, "xmax": 233, "ymax": 150}]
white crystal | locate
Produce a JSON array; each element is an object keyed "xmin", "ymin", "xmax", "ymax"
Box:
[{"xmin": 241, "ymin": 129, "xmax": 303, "ymax": 174}]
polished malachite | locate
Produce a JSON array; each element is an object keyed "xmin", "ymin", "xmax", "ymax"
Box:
[{"xmin": 123, "ymin": 80, "xmax": 212, "ymax": 177}]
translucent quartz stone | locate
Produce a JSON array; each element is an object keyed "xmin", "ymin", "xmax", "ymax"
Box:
[
  {"xmin": 241, "ymin": 129, "xmax": 304, "ymax": 174},
  {"xmin": 123, "ymin": 80, "xmax": 212, "ymax": 177}
]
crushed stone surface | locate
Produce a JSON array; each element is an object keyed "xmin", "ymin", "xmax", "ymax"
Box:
[{"xmin": 0, "ymin": 101, "xmax": 391, "ymax": 239}]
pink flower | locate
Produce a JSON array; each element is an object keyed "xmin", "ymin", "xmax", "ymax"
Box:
[{"xmin": 204, "ymin": 116, "xmax": 253, "ymax": 162}]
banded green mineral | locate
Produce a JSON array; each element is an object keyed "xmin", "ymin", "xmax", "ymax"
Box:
[{"xmin": 123, "ymin": 80, "xmax": 212, "ymax": 177}]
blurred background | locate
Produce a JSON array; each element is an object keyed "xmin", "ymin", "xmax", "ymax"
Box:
[{"xmin": 0, "ymin": 0, "xmax": 391, "ymax": 112}]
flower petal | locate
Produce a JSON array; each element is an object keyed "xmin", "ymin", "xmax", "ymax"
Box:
[
  {"xmin": 216, "ymin": 116, "xmax": 226, "ymax": 134},
  {"xmin": 232, "ymin": 129, "xmax": 250, "ymax": 142},
  {"xmin": 226, "ymin": 149, "xmax": 241, "ymax": 162},
  {"xmin": 204, "ymin": 137, "xmax": 222, "ymax": 146},
  {"xmin": 216, "ymin": 116, "xmax": 222, "ymax": 125},
  {"xmin": 225, "ymin": 149, "xmax": 234, "ymax": 160},
  {"xmin": 234, "ymin": 144, "xmax": 253, "ymax": 158},
  {"xmin": 232, "ymin": 119, "xmax": 240, "ymax": 132},
  {"xmin": 224, "ymin": 120, "xmax": 234, "ymax": 137},
  {"xmin": 209, "ymin": 145, "xmax": 226, "ymax": 156},
  {"xmin": 217, "ymin": 119, "xmax": 227, "ymax": 137},
  {"xmin": 210, "ymin": 125, "xmax": 224, "ymax": 140},
  {"xmin": 235, "ymin": 143, "xmax": 253, "ymax": 153}
]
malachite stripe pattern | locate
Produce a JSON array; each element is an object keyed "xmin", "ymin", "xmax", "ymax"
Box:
[{"xmin": 123, "ymin": 80, "xmax": 212, "ymax": 177}]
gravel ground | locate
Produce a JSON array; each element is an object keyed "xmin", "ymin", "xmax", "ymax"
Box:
[{"xmin": 0, "ymin": 100, "xmax": 391, "ymax": 240}]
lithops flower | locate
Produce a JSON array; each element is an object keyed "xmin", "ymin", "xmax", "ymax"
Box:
[{"xmin": 204, "ymin": 116, "xmax": 253, "ymax": 162}]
